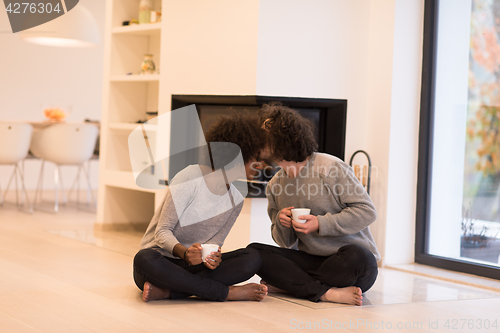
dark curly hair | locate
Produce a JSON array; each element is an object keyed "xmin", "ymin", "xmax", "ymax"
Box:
[
  {"xmin": 259, "ymin": 102, "xmax": 317, "ymax": 162},
  {"xmin": 204, "ymin": 112, "xmax": 267, "ymax": 169}
]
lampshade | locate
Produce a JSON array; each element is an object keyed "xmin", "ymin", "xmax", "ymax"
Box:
[{"xmin": 19, "ymin": 5, "xmax": 99, "ymax": 48}]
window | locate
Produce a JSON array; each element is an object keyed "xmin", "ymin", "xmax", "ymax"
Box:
[{"xmin": 417, "ymin": 0, "xmax": 500, "ymax": 279}]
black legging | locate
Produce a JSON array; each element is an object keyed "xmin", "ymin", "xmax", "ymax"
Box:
[
  {"xmin": 247, "ymin": 243, "xmax": 378, "ymax": 302},
  {"xmin": 133, "ymin": 247, "xmax": 261, "ymax": 301}
]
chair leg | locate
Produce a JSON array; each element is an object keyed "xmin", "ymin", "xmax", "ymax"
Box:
[
  {"xmin": 77, "ymin": 165, "xmax": 82, "ymax": 206},
  {"xmin": 86, "ymin": 160, "xmax": 91, "ymax": 205},
  {"xmin": 20, "ymin": 159, "xmax": 25, "ymax": 206},
  {"xmin": 3, "ymin": 166, "xmax": 17, "ymax": 204},
  {"xmin": 57, "ymin": 165, "xmax": 67, "ymax": 206},
  {"xmin": 34, "ymin": 161, "xmax": 67, "ymax": 214},
  {"xmin": 16, "ymin": 163, "xmax": 33, "ymax": 214},
  {"xmin": 34, "ymin": 160, "xmax": 45, "ymax": 210},
  {"xmin": 70, "ymin": 165, "xmax": 82, "ymax": 206},
  {"xmin": 82, "ymin": 165, "xmax": 89, "ymax": 206},
  {"xmin": 14, "ymin": 166, "xmax": 19, "ymax": 206},
  {"xmin": 0, "ymin": 164, "xmax": 32, "ymax": 214},
  {"xmin": 81, "ymin": 163, "xmax": 97, "ymax": 209},
  {"xmin": 54, "ymin": 165, "xmax": 59, "ymax": 213},
  {"xmin": 60, "ymin": 164, "xmax": 95, "ymax": 210},
  {"xmin": 34, "ymin": 160, "xmax": 58, "ymax": 214}
]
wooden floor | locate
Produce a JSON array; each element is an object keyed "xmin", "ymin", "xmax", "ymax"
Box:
[{"xmin": 1, "ymin": 198, "xmax": 500, "ymax": 332}]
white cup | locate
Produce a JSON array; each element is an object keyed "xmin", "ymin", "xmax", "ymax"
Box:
[
  {"xmin": 201, "ymin": 244, "xmax": 219, "ymax": 262},
  {"xmin": 291, "ymin": 208, "xmax": 311, "ymax": 223}
]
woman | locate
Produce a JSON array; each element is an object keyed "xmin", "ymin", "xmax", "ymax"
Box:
[
  {"xmin": 134, "ymin": 113, "xmax": 268, "ymax": 302},
  {"xmin": 248, "ymin": 102, "xmax": 379, "ymax": 306}
]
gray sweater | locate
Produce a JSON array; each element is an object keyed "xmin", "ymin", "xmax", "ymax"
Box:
[
  {"xmin": 267, "ymin": 153, "xmax": 380, "ymax": 261},
  {"xmin": 140, "ymin": 165, "xmax": 244, "ymax": 258}
]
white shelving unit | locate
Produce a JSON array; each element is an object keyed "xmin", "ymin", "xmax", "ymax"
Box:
[{"xmin": 97, "ymin": 0, "xmax": 167, "ymax": 227}]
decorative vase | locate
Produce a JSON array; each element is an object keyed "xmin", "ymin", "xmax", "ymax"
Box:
[
  {"xmin": 138, "ymin": 0, "xmax": 153, "ymax": 24},
  {"xmin": 141, "ymin": 54, "xmax": 156, "ymax": 75}
]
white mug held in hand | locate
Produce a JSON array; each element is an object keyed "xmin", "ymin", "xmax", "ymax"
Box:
[
  {"xmin": 201, "ymin": 244, "xmax": 219, "ymax": 262},
  {"xmin": 291, "ymin": 208, "xmax": 310, "ymax": 223}
]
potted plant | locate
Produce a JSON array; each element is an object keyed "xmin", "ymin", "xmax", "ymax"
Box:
[{"xmin": 461, "ymin": 205, "xmax": 500, "ymax": 263}]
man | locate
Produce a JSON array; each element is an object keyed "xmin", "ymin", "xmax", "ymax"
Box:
[{"xmin": 248, "ymin": 102, "xmax": 379, "ymax": 306}]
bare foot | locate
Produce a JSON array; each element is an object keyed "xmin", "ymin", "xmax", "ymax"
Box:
[
  {"xmin": 320, "ymin": 286, "xmax": 363, "ymax": 306},
  {"xmin": 260, "ymin": 280, "xmax": 288, "ymax": 293},
  {"xmin": 226, "ymin": 283, "xmax": 268, "ymax": 301},
  {"xmin": 142, "ymin": 282, "xmax": 171, "ymax": 302}
]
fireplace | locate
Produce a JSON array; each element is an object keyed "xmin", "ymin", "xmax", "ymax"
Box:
[{"xmin": 170, "ymin": 95, "xmax": 347, "ymax": 198}]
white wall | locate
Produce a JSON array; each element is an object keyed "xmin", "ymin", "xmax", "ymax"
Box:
[
  {"xmin": 364, "ymin": 0, "xmax": 397, "ymax": 264},
  {"xmin": 383, "ymin": 0, "xmax": 424, "ymax": 264},
  {"xmin": 256, "ymin": 0, "xmax": 371, "ymax": 156},
  {"xmin": 0, "ymin": 0, "xmax": 105, "ymax": 191},
  {"xmin": 161, "ymin": 0, "xmax": 259, "ymax": 105}
]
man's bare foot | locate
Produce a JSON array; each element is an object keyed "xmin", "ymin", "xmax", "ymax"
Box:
[
  {"xmin": 226, "ymin": 283, "xmax": 268, "ymax": 301},
  {"xmin": 320, "ymin": 286, "xmax": 363, "ymax": 306},
  {"xmin": 260, "ymin": 280, "xmax": 288, "ymax": 293},
  {"xmin": 142, "ymin": 282, "xmax": 171, "ymax": 302}
]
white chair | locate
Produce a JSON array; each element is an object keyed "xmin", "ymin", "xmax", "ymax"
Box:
[
  {"xmin": 30, "ymin": 123, "xmax": 98, "ymax": 213},
  {"xmin": 0, "ymin": 122, "xmax": 33, "ymax": 213}
]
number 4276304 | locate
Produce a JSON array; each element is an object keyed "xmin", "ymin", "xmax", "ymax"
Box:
[
  {"xmin": 444, "ymin": 319, "xmax": 498, "ymax": 330},
  {"xmin": 6, "ymin": 3, "xmax": 62, "ymax": 14}
]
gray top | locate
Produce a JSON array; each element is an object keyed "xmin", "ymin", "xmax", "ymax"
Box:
[
  {"xmin": 267, "ymin": 153, "xmax": 380, "ymax": 261},
  {"xmin": 140, "ymin": 165, "xmax": 244, "ymax": 258}
]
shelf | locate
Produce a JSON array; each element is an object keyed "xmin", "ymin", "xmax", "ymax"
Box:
[
  {"xmin": 101, "ymin": 185, "xmax": 157, "ymax": 225},
  {"xmin": 103, "ymin": 170, "xmax": 163, "ymax": 193},
  {"xmin": 99, "ymin": 0, "xmax": 166, "ymax": 224},
  {"xmin": 111, "ymin": 22, "xmax": 162, "ymax": 36},
  {"xmin": 109, "ymin": 122, "xmax": 158, "ymax": 132},
  {"xmin": 110, "ymin": 74, "xmax": 160, "ymax": 82}
]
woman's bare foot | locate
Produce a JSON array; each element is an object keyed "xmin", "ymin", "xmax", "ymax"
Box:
[
  {"xmin": 142, "ymin": 282, "xmax": 171, "ymax": 302},
  {"xmin": 320, "ymin": 286, "xmax": 363, "ymax": 306},
  {"xmin": 226, "ymin": 283, "xmax": 268, "ymax": 301},
  {"xmin": 260, "ymin": 280, "xmax": 288, "ymax": 293}
]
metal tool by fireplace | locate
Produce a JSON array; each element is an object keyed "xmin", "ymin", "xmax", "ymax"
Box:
[{"xmin": 349, "ymin": 150, "xmax": 372, "ymax": 195}]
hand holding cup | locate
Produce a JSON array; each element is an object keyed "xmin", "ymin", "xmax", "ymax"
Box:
[
  {"xmin": 201, "ymin": 244, "xmax": 221, "ymax": 270},
  {"xmin": 279, "ymin": 206, "xmax": 295, "ymax": 228},
  {"xmin": 184, "ymin": 243, "xmax": 203, "ymax": 265},
  {"xmin": 291, "ymin": 208, "xmax": 319, "ymax": 235}
]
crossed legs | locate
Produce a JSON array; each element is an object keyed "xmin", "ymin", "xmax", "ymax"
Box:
[
  {"xmin": 247, "ymin": 243, "xmax": 378, "ymax": 305},
  {"xmin": 133, "ymin": 247, "xmax": 266, "ymax": 302}
]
